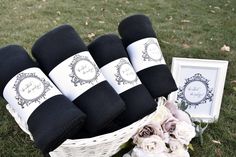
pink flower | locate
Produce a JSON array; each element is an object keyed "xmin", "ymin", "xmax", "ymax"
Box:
[
  {"xmin": 171, "ymin": 121, "xmax": 196, "ymax": 145},
  {"xmin": 137, "ymin": 135, "xmax": 169, "ymax": 153},
  {"xmin": 165, "ymin": 101, "xmax": 192, "ymax": 124},
  {"xmin": 133, "ymin": 123, "xmax": 164, "ymax": 144},
  {"xmin": 173, "ymin": 110, "xmax": 192, "ymax": 125},
  {"xmin": 165, "ymin": 101, "xmax": 178, "ymax": 113},
  {"xmin": 161, "ymin": 117, "xmax": 179, "ymax": 133}
]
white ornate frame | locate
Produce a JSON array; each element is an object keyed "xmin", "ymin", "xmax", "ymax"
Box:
[{"xmin": 169, "ymin": 57, "xmax": 228, "ymax": 123}]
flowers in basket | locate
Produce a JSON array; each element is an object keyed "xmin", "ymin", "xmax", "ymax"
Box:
[{"xmin": 123, "ymin": 99, "xmax": 196, "ymax": 157}]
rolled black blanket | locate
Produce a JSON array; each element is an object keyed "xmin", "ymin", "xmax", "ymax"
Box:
[
  {"xmin": 118, "ymin": 14, "xmax": 177, "ymax": 98},
  {"xmin": 88, "ymin": 34, "xmax": 157, "ymax": 126},
  {"xmin": 0, "ymin": 45, "xmax": 86, "ymax": 153},
  {"xmin": 32, "ymin": 25, "xmax": 125, "ymax": 133}
]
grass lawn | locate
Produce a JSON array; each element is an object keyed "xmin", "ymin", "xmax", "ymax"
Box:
[{"xmin": 0, "ymin": 0, "xmax": 235, "ymax": 156}]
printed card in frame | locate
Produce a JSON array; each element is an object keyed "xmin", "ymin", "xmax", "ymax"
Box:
[{"xmin": 169, "ymin": 57, "xmax": 228, "ymax": 123}]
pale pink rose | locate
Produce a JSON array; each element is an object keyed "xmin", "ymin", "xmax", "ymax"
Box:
[
  {"xmin": 137, "ymin": 135, "xmax": 169, "ymax": 153},
  {"xmin": 163, "ymin": 132, "xmax": 170, "ymax": 143},
  {"xmin": 133, "ymin": 123, "xmax": 164, "ymax": 144},
  {"xmin": 170, "ymin": 148, "xmax": 190, "ymax": 157},
  {"xmin": 168, "ymin": 138, "xmax": 185, "ymax": 152},
  {"xmin": 165, "ymin": 101, "xmax": 178, "ymax": 113},
  {"xmin": 165, "ymin": 101, "xmax": 192, "ymax": 124},
  {"xmin": 171, "ymin": 121, "xmax": 196, "ymax": 145},
  {"xmin": 131, "ymin": 147, "xmax": 170, "ymax": 157},
  {"xmin": 173, "ymin": 110, "xmax": 192, "ymax": 125},
  {"xmin": 161, "ymin": 117, "xmax": 179, "ymax": 133}
]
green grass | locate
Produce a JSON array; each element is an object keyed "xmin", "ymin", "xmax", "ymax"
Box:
[{"xmin": 0, "ymin": 0, "xmax": 236, "ymax": 156}]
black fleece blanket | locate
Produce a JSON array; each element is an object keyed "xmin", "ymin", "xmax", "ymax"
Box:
[
  {"xmin": 32, "ymin": 25, "xmax": 125, "ymax": 134},
  {"xmin": 0, "ymin": 45, "xmax": 86, "ymax": 153},
  {"xmin": 118, "ymin": 14, "xmax": 177, "ymax": 99},
  {"xmin": 88, "ymin": 34, "xmax": 157, "ymax": 126}
]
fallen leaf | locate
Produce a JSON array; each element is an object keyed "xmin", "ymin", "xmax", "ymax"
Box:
[
  {"xmin": 233, "ymin": 87, "xmax": 236, "ymax": 92},
  {"xmin": 99, "ymin": 21, "xmax": 105, "ymax": 24},
  {"xmin": 160, "ymin": 40, "xmax": 171, "ymax": 45},
  {"xmin": 56, "ymin": 11, "xmax": 61, "ymax": 15},
  {"xmin": 167, "ymin": 16, "xmax": 173, "ymax": 21},
  {"xmin": 210, "ymin": 10, "xmax": 216, "ymax": 13},
  {"xmin": 231, "ymin": 80, "xmax": 236, "ymax": 84},
  {"xmin": 214, "ymin": 6, "xmax": 220, "ymax": 10},
  {"xmin": 181, "ymin": 19, "xmax": 190, "ymax": 23},
  {"xmin": 88, "ymin": 33, "xmax": 96, "ymax": 39},
  {"xmin": 182, "ymin": 43, "xmax": 191, "ymax": 49},
  {"xmin": 220, "ymin": 44, "xmax": 230, "ymax": 52},
  {"xmin": 212, "ymin": 140, "xmax": 221, "ymax": 144}
]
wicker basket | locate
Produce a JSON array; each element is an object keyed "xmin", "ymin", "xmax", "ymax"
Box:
[{"xmin": 6, "ymin": 97, "xmax": 167, "ymax": 157}]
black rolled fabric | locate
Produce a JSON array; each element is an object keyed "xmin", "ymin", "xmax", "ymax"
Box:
[
  {"xmin": 88, "ymin": 34, "xmax": 157, "ymax": 126},
  {"xmin": 118, "ymin": 14, "xmax": 177, "ymax": 98},
  {"xmin": 0, "ymin": 45, "xmax": 86, "ymax": 153},
  {"xmin": 32, "ymin": 25, "xmax": 125, "ymax": 133}
]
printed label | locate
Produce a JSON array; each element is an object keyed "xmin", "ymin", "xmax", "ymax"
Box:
[
  {"xmin": 177, "ymin": 73, "xmax": 214, "ymax": 108},
  {"xmin": 101, "ymin": 57, "xmax": 141, "ymax": 94},
  {"xmin": 3, "ymin": 67, "xmax": 61, "ymax": 124},
  {"xmin": 49, "ymin": 51, "xmax": 106, "ymax": 100},
  {"xmin": 126, "ymin": 37, "xmax": 166, "ymax": 72}
]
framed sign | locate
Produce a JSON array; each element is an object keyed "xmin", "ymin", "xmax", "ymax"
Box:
[{"xmin": 169, "ymin": 57, "xmax": 228, "ymax": 122}]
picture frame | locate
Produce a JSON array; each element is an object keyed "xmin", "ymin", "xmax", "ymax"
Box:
[{"xmin": 169, "ymin": 57, "xmax": 228, "ymax": 123}]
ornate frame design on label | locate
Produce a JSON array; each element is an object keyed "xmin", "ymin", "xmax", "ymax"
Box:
[
  {"xmin": 13, "ymin": 72, "xmax": 52, "ymax": 108},
  {"xmin": 142, "ymin": 38, "xmax": 163, "ymax": 62},
  {"xmin": 115, "ymin": 58, "xmax": 139, "ymax": 85},
  {"xmin": 177, "ymin": 73, "xmax": 214, "ymax": 108},
  {"xmin": 169, "ymin": 57, "xmax": 228, "ymax": 123},
  {"xmin": 69, "ymin": 54, "xmax": 100, "ymax": 86}
]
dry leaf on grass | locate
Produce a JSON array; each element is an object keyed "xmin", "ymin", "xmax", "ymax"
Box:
[
  {"xmin": 181, "ymin": 20, "xmax": 190, "ymax": 23},
  {"xmin": 88, "ymin": 33, "xmax": 96, "ymax": 39},
  {"xmin": 214, "ymin": 6, "xmax": 221, "ymax": 10},
  {"xmin": 231, "ymin": 80, "xmax": 236, "ymax": 84},
  {"xmin": 210, "ymin": 10, "xmax": 216, "ymax": 13},
  {"xmin": 182, "ymin": 43, "xmax": 191, "ymax": 49},
  {"xmin": 220, "ymin": 44, "xmax": 230, "ymax": 52},
  {"xmin": 56, "ymin": 11, "xmax": 61, "ymax": 15},
  {"xmin": 212, "ymin": 140, "xmax": 221, "ymax": 144},
  {"xmin": 99, "ymin": 21, "xmax": 105, "ymax": 24}
]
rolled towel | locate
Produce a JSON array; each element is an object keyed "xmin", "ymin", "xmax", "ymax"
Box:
[
  {"xmin": 32, "ymin": 25, "xmax": 125, "ymax": 133},
  {"xmin": 0, "ymin": 45, "xmax": 86, "ymax": 153},
  {"xmin": 88, "ymin": 34, "xmax": 157, "ymax": 126},
  {"xmin": 118, "ymin": 14, "xmax": 177, "ymax": 98}
]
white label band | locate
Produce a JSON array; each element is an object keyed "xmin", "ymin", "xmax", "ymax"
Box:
[
  {"xmin": 3, "ymin": 67, "xmax": 61, "ymax": 125},
  {"xmin": 100, "ymin": 57, "xmax": 142, "ymax": 94},
  {"xmin": 49, "ymin": 51, "xmax": 106, "ymax": 101},
  {"xmin": 126, "ymin": 37, "xmax": 166, "ymax": 72}
]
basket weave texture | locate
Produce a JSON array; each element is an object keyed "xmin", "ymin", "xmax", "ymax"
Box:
[{"xmin": 6, "ymin": 97, "xmax": 167, "ymax": 157}]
